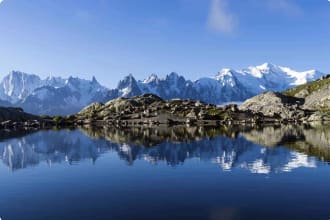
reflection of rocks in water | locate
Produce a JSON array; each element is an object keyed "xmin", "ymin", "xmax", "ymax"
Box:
[
  {"xmin": 241, "ymin": 123, "xmax": 330, "ymax": 162},
  {"xmin": 80, "ymin": 126, "xmax": 242, "ymax": 147},
  {"xmin": 241, "ymin": 124, "xmax": 306, "ymax": 147},
  {"xmin": 0, "ymin": 125, "xmax": 328, "ymax": 173}
]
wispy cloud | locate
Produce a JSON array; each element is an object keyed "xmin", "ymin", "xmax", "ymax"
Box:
[
  {"xmin": 0, "ymin": 0, "xmax": 4, "ymax": 4},
  {"xmin": 207, "ymin": 0, "xmax": 236, "ymax": 33},
  {"xmin": 266, "ymin": 0, "xmax": 303, "ymax": 16}
]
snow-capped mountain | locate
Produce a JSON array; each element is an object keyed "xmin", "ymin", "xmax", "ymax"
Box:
[
  {"xmin": 0, "ymin": 71, "xmax": 45, "ymax": 103},
  {"xmin": 0, "ymin": 71, "xmax": 67, "ymax": 103},
  {"xmin": 0, "ymin": 63, "xmax": 326, "ymax": 115},
  {"xmin": 107, "ymin": 63, "xmax": 325, "ymax": 104},
  {"xmin": 224, "ymin": 63, "xmax": 324, "ymax": 95},
  {"xmin": 0, "ymin": 71, "xmax": 109, "ymax": 115}
]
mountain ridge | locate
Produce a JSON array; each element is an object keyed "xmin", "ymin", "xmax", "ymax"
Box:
[{"xmin": 0, "ymin": 63, "xmax": 327, "ymax": 115}]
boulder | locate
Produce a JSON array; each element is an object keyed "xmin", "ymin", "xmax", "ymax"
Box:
[{"xmin": 239, "ymin": 91, "xmax": 304, "ymax": 119}]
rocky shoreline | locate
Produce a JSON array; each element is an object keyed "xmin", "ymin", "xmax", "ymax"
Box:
[
  {"xmin": 58, "ymin": 92, "xmax": 329, "ymax": 128},
  {"xmin": 1, "ymin": 93, "xmax": 329, "ymax": 130}
]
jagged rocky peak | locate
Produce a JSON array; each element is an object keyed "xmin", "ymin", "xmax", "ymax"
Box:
[
  {"xmin": 65, "ymin": 76, "xmax": 79, "ymax": 85},
  {"xmin": 118, "ymin": 74, "xmax": 137, "ymax": 87},
  {"xmin": 91, "ymin": 76, "xmax": 98, "ymax": 84},
  {"xmin": 116, "ymin": 74, "xmax": 142, "ymax": 97},
  {"xmin": 64, "ymin": 75, "xmax": 103, "ymax": 90},
  {"xmin": 165, "ymin": 72, "xmax": 188, "ymax": 84},
  {"xmin": 143, "ymin": 74, "xmax": 159, "ymax": 84},
  {"xmin": 44, "ymin": 75, "xmax": 65, "ymax": 87},
  {"xmin": 6, "ymin": 70, "xmax": 40, "ymax": 79}
]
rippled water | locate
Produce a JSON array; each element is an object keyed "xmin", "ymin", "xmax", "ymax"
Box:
[{"xmin": 0, "ymin": 125, "xmax": 329, "ymax": 220}]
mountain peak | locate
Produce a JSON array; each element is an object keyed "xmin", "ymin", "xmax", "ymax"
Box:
[
  {"xmin": 214, "ymin": 69, "xmax": 239, "ymax": 88},
  {"xmin": 91, "ymin": 76, "xmax": 98, "ymax": 84},
  {"xmin": 7, "ymin": 70, "xmax": 40, "ymax": 80},
  {"xmin": 117, "ymin": 74, "xmax": 138, "ymax": 89},
  {"xmin": 215, "ymin": 68, "xmax": 235, "ymax": 80},
  {"xmin": 0, "ymin": 64, "xmax": 326, "ymax": 115},
  {"xmin": 66, "ymin": 76, "xmax": 76, "ymax": 84},
  {"xmin": 122, "ymin": 73, "xmax": 135, "ymax": 81},
  {"xmin": 166, "ymin": 72, "xmax": 180, "ymax": 79},
  {"xmin": 256, "ymin": 63, "xmax": 276, "ymax": 69},
  {"xmin": 143, "ymin": 74, "xmax": 159, "ymax": 83}
]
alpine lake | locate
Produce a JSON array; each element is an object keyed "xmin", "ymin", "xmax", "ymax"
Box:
[{"xmin": 0, "ymin": 124, "xmax": 329, "ymax": 220}]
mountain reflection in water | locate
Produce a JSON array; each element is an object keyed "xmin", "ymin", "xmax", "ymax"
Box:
[{"xmin": 0, "ymin": 124, "xmax": 329, "ymax": 173}]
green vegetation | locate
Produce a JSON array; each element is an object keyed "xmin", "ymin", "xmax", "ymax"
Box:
[
  {"xmin": 53, "ymin": 116, "xmax": 64, "ymax": 122},
  {"xmin": 318, "ymin": 106, "xmax": 330, "ymax": 115},
  {"xmin": 283, "ymin": 77, "xmax": 330, "ymax": 97},
  {"xmin": 206, "ymin": 108, "xmax": 227, "ymax": 120},
  {"xmin": 40, "ymin": 115, "xmax": 52, "ymax": 120}
]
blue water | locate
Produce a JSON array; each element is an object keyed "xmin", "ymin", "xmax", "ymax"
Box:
[{"xmin": 0, "ymin": 127, "xmax": 329, "ymax": 220}]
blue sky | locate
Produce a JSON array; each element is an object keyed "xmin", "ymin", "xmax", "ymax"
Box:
[{"xmin": 0, "ymin": 0, "xmax": 329, "ymax": 87}]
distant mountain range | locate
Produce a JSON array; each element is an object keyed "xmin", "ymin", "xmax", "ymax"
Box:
[
  {"xmin": 0, "ymin": 72, "xmax": 109, "ymax": 115},
  {"xmin": 0, "ymin": 63, "xmax": 326, "ymax": 115}
]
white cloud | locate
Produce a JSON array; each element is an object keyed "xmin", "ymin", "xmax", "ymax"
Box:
[
  {"xmin": 207, "ymin": 0, "xmax": 236, "ymax": 33},
  {"xmin": 267, "ymin": 0, "xmax": 303, "ymax": 16},
  {"xmin": 0, "ymin": 0, "xmax": 4, "ymax": 4}
]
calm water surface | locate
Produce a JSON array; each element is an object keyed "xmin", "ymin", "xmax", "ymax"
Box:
[{"xmin": 0, "ymin": 125, "xmax": 329, "ymax": 220}]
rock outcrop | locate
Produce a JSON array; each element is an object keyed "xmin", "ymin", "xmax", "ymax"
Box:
[
  {"xmin": 73, "ymin": 94, "xmax": 259, "ymax": 126},
  {"xmin": 239, "ymin": 91, "xmax": 306, "ymax": 120},
  {"xmin": 240, "ymin": 76, "xmax": 330, "ymax": 122},
  {"xmin": 284, "ymin": 76, "xmax": 330, "ymax": 111}
]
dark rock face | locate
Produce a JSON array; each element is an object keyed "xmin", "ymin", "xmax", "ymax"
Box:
[
  {"xmin": 320, "ymin": 74, "xmax": 330, "ymax": 80},
  {"xmin": 0, "ymin": 107, "xmax": 51, "ymax": 129},
  {"xmin": 0, "ymin": 107, "xmax": 39, "ymax": 122},
  {"xmin": 0, "ymin": 106, "xmax": 69, "ymax": 129}
]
